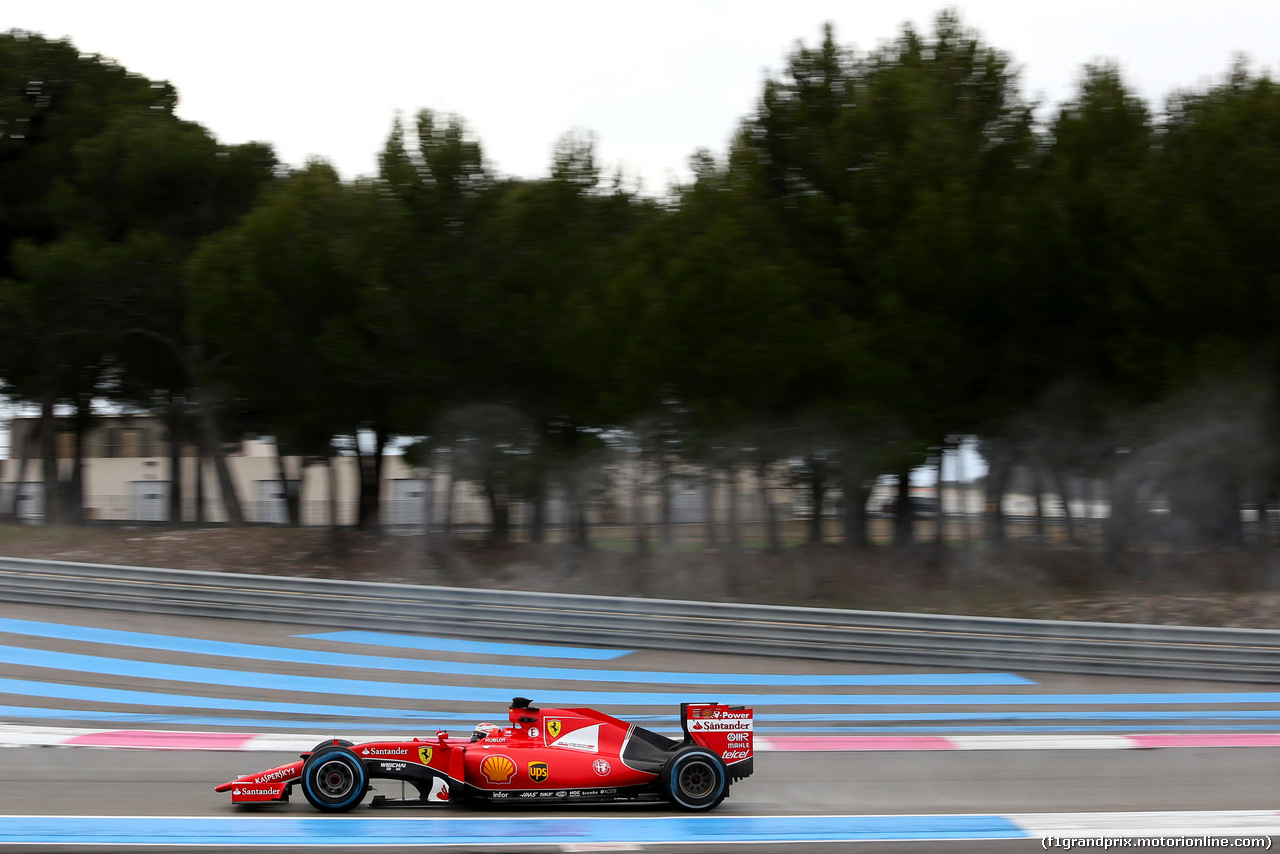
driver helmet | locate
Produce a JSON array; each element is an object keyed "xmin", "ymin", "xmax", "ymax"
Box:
[{"xmin": 470, "ymin": 722, "xmax": 500, "ymax": 742}]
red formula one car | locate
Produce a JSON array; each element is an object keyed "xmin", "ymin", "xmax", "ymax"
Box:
[{"xmin": 217, "ymin": 697, "xmax": 754, "ymax": 813}]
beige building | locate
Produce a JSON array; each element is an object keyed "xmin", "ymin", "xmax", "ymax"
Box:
[{"xmin": 0, "ymin": 414, "xmax": 436, "ymax": 526}]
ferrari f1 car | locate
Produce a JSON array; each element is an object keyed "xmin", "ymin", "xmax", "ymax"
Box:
[{"xmin": 217, "ymin": 697, "xmax": 753, "ymax": 812}]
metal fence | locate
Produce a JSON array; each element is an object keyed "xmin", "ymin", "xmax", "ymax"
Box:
[{"xmin": 1, "ymin": 555, "xmax": 1277, "ymax": 683}]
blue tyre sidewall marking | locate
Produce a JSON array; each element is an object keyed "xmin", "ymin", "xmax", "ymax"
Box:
[
  {"xmin": 671, "ymin": 750, "xmax": 725, "ymax": 808},
  {"xmin": 305, "ymin": 750, "xmax": 367, "ymax": 809}
]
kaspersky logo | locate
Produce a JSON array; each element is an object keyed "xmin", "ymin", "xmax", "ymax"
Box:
[{"xmin": 418, "ymin": 747, "xmax": 433, "ymax": 765}]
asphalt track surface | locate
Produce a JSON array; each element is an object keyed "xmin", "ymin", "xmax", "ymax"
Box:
[{"xmin": 1, "ymin": 603, "xmax": 1279, "ymax": 852}]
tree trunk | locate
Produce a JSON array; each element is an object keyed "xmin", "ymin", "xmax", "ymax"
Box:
[
  {"xmin": 703, "ymin": 470, "xmax": 719, "ymax": 548},
  {"xmin": 273, "ymin": 443, "xmax": 294, "ymax": 527},
  {"xmin": 484, "ymin": 469, "xmax": 510, "ymax": 545},
  {"xmin": 725, "ymin": 466, "xmax": 741, "ymax": 597},
  {"xmin": 40, "ymin": 390, "xmax": 60, "ymax": 526},
  {"xmin": 69, "ymin": 399, "xmax": 87, "ymax": 525},
  {"xmin": 528, "ymin": 476, "xmax": 546, "ymax": 544},
  {"xmin": 955, "ymin": 441, "xmax": 973, "ymax": 544},
  {"xmin": 443, "ymin": 459, "xmax": 455, "ymax": 539},
  {"xmin": 893, "ymin": 463, "xmax": 915, "ymax": 547},
  {"xmin": 983, "ymin": 440, "xmax": 1014, "ymax": 545},
  {"xmin": 195, "ymin": 452, "xmax": 206, "ymax": 524},
  {"xmin": 633, "ymin": 465, "xmax": 648, "ymax": 555},
  {"xmin": 354, "ymin": 427, "xmax": 388, "ymax": 533},
  {"xmin": 839, "ymin": 456, "xmax": 871, "ymax": 548},
  {"xmin": 326, "ymin": 457, "xmax": 343, "ymax": 554},
  {"xmin": 195, "ymin": 386, "xmax": 244, "ymax": 525},
  {"xmin": 3, "ymin": 420, "xmax": 31, "ymax": 522},
  {"xmin": 572, "ymin": 480, "xmax": 589, "ymax": 547},
  {"xmin": 421, "ymin": 468, "xmax": 435, "ymax": 557},
  {"xmin": 659, "ymin": 459, "xmax": 673, "ymax": 549},
  {"xmin": 807, "ymin": 454, "xmax": 826, "ymax": 545},
  {"xmin": 1054, "ymin": 470, "xmax": 1077, "ymax": 546},
  {"xmin": 758, "ymin": 461, "xmax": 780, "ymax": 553},
  {"xmin": 560, "ymin": 476, "xmax": 582, "ymax": 550},
  {"xmin": 933, "ymin": 451, "xmax": 946, "ymax": 547},
  {"xmin": 1033, "ymin": 465, "xmax": 1046, "ymax": 545},
  {"xmin": 167, "ymin": 403, "xmax": 183, "ymax": 525},
  {"xmin": 439, "ymin": 459, "xmax": 455, "ymax": 573}
]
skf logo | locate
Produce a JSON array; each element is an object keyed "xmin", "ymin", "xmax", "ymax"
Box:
[
  {"xmin": 528, "ymin": 761, "xmax": 549, "ymax": 782},
  {"xmin": 480, "ymin": 754, "xmax": 516, "ymax": 784},
  {"xmin": 547, "ymin": 720, "xmax": 562, "ymax": 739},
  {"xmin": 417, "ymin": 747, "xmax": 433, "ymax": 765}
]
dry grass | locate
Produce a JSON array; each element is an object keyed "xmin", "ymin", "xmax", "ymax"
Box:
[{"xmin": 2, "ymin": 524, "xmax": 1279, "ymax": 629}]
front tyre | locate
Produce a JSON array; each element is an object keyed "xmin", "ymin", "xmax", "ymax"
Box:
[
  {"xmin": 661, "ymin": 746, "xmax": 728, "ymax": 811},
  {"xmin": 301, "ymin": 746, "xmax": 369, "ymax": 813}
]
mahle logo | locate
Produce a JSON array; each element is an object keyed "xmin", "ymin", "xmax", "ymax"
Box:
[
  {"xmin": 528, "ymin": 761, "xmax": 549, "ymax": 782},
  {"xmin": 418, "ymin": 747, "xmax": 433, "ymax": 765},
  {"xmin": 546, "ymin": 720, "xmax": 562, "ymax": 739}
]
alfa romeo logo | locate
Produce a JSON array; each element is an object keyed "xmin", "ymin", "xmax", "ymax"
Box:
[{"xmin": 592, "ymin": 758, "xmax": 611, "ymax": 776}]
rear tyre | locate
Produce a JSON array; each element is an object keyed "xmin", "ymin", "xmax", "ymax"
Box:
[
  {"xmin": 661, "ymin": 746, "xmax": 728, "ymax": 811},
  {"xmin": 301, "ymin": 746, "xmax": 369, "ymax": 813}
]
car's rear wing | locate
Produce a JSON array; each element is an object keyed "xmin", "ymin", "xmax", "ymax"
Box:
[{"xmin": 680, "ymin": 702, "xmax": 753, "ymax": 781}]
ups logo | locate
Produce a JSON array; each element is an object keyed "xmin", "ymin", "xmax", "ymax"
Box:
[
  {"xmin": 546, "ymin": 720, "xmax": 562, "ymax": 739},
  {"xmin": 417, "ymin": 747, "xmax": 433, "ymax": 765},
  {"xmin": 528, "ymin": 761, "xmax": 549, "ymax": 782}
]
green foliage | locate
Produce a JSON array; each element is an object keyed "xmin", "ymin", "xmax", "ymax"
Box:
[{"xmin": 7, "ymin": 21, "xmax": 1280, "ymax": 549}]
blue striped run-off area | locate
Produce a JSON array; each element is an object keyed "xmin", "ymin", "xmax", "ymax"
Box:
[
  {"xmin": 4, "ymin": 617, "xmax": 1280, "ymax": 732},
  {"xmin": 0, "ymin": 814, "xmax": 1029, "ymax": 845}
]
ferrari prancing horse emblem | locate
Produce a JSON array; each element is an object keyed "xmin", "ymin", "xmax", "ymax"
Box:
[
  {"xmin": 418, "ymin": 747, "xmax": 433, "ymax": 764},
  {"xmin": 546, "ymin": 719, "xmax": 562, "ymax": 739}
]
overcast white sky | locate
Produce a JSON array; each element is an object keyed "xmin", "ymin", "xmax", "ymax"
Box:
[{"xmin": 5, "ymin": 1, "xmax": 1278, "ymax": 195}]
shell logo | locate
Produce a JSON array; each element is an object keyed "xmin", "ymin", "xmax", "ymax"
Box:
[{"xmin": 480, "ymin": 754, "xmax": 517, "ymax": 784}]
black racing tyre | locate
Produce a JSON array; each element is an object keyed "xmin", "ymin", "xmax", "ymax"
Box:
[
  {"xmin": 301, "ymin": 746, "xmax": 369, "ymax": 813},
  {"xmin": 661, "ymin": 746, "xmax": 728, "ymax": 811}
]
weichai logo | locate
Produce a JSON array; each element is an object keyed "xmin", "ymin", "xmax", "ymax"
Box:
[{"xmin": 528, "ymin": 761, "xmax": 549, "ymax": 782}]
